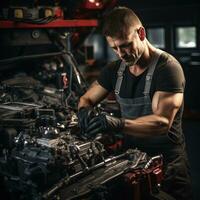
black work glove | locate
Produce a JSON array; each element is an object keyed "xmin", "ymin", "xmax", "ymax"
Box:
[
  {"xmin": 85, "ymin": 113, "xmax": 125, "ymax": 136},
  {"xmin": 77, "ymin": 107, "xmax": 95, "ymax": 133}
]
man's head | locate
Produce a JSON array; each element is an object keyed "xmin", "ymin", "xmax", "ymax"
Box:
[
  {"xmin": 102, "ymin": 6, "xmax": 142, "ymax": 39},
  {"xmin": 102, "ymin": 7, "xmax": 146, "ymax": 66}
]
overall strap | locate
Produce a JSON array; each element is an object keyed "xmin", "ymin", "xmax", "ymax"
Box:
[
  {"xmin": 114, "ymin": 61, "xmax": 126, "ymax": 95},
  {"xmin": 143, "ymin": 49, "xmax": 163, "ymax": 96}
]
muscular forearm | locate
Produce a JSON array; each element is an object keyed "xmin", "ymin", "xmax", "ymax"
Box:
[
  {"xmin": 78, "ymin": 81, "xmax": 109, "ymax": 110},
  {"xmin": 123, "ymin": 114, "xmax": 170, "ymax": 137}
]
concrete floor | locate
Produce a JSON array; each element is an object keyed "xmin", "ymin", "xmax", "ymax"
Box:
[{"xmin": 183, "ymin": 119, "xmax": 200, "ymax": 200}]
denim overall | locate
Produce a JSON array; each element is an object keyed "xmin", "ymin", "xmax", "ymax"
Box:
[{"xmin": 114, "ymin": 49, "xmax": 193, "ymax": 200}]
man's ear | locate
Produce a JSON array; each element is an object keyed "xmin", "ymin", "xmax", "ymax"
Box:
[{"xmin": 138, "ymin": 27, "xmax": 146, "ymax": 41}]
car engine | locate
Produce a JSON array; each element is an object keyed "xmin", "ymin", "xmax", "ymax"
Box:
[
  {"xmin": 0, "ymin": 59, "xmax": 164, "ymax": 200},
  {"xmin": 0, "ymin": 76, "xmax": 163, "ymax": 200}
]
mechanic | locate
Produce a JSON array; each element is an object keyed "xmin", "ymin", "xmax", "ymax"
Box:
[{"xmin": 78, "ymin": 6, "xmax": 193, "ymax": 200}]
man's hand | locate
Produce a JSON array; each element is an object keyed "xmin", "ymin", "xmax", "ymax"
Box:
[
  {"xmin": 85, "ymin": 113, "xmax": 125, "ymax": 136},
  {"xmin": 77, "ymin": 107, "xmax": 95, "ymax": 133}
]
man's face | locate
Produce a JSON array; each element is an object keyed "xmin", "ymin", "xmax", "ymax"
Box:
[{"xmin": 106, "ymin": 27, "xmax": 144, "ymax": 66}]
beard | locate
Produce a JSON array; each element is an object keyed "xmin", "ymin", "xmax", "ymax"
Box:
[{"xmin": 122, "ymin": 54, "xmax": 140, "ymax": 67}]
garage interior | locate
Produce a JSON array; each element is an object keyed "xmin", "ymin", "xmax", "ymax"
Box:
[{"xmin": 0, "ymin": 1, "xmax": 200, "ymax": 200}]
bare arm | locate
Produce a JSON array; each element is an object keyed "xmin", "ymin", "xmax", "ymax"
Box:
[
  {"xmin": 78, "ymin": 81, "xmax": 109, "ymax": 109},
  {"xmin": 123, "ymin": 91, "xmax": 183, "ymax": 137}
]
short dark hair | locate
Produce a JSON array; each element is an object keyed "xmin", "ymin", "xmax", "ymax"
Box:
[{"xmin": 102, "ymin": 6, "xmax": 142, "ymax": 39}]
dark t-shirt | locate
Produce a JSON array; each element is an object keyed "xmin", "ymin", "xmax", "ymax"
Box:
[
  {"xmin": 97, "ymin": 51, "xmax": 185, "ymax": 144},
  {"xmin": 98, "ymin": 52, "xmax": 185, "ymax": 98}
]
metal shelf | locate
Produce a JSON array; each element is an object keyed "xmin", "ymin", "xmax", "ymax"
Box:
[{"xmin": 0, "ymin": 19, "xmax": 98, "ymax": 29}]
